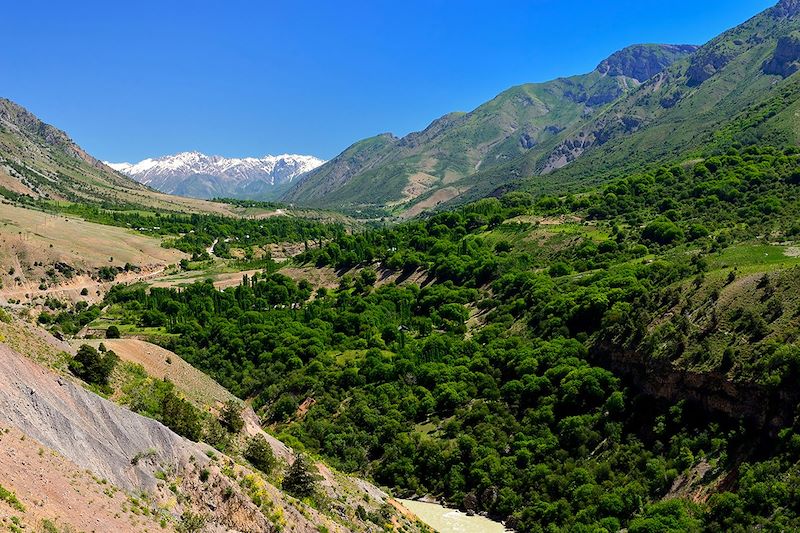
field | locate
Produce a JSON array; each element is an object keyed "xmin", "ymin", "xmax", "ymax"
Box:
[
  {"xmin": 0, "ymin": 202, "xmax": 185, "ymax": 304},
  {"xmin": 707, "ymin": 243, "xmax": 800, "ymax": 273}
]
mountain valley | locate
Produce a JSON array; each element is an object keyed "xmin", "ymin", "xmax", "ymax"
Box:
[{"xmin": 4, "ymin": 2, "xmax": 800, "ymax": 532}]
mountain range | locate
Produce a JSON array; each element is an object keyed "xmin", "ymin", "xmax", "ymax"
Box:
[
  {"xmin": 281, "ymin": 43, "xmax": 698, "ymax": 215},
  {"xmin": 0, "ymin": 98, "xmax": 242, "ymax": 216},
  {"xmin": 5, "ymin": 1, "xmax": 800, "ymax": 220},
  {"xmin": 108, "ymin": 152, "xmax": 324, "ymax": 200},
  {"xmin": 283, "ymin": 0, "xmax": 800, "ymax": 216}
]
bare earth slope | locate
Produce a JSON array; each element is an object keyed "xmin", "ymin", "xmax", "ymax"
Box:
[
  {"xmin": 0, "ymin": 202, "xmax": 186, "ymax": 304},
  {"xmin": 75, "ymin": 337, "xmax": 425, "ymax": 529},
  {"xmin": 0, "ymin": 342, "xmax": 368, "ymax": 532},
  {"xmin": 0, "ymin": 424, "xmax": 165, "ymax": 532},
  {"xmin": 78, "ymin": 338, "xmax": 237, "ymax": 410}
]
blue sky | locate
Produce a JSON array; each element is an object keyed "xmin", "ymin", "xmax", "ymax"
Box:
[{"xmin": 0, "ymin": 0, "xmax": 775, "ymax": 162}]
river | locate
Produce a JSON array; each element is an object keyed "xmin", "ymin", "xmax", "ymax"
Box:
[{"xmin": 398, "ymin": 499, "xmax": 511, "ymax": 533}]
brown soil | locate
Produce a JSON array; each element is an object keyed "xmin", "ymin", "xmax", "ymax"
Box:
[
  {"xmin": 0, "ymin": 424, "xmax": 164, "ymax": 532},
  {"xmin": 400, "ymin": 186, "xmax": 471, "ymax": 219},
  {"xmin": 279, "ymin": 265, "xmax": 341, "ymax": 290},
  {"xmin": 2, "ymin": 265, "xmax": 169, "ymax": 306},
  {"xmin": 0, "ymin": 202, "xmax": 185, "ymax": 304}
]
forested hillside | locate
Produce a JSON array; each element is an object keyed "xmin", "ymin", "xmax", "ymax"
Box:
[
  {"xmin": 6, "ymin": 2, "xmax": 800, "ymax": 532},
  {"xmin": 91, "ymin": 142, "xmax": 800, "ymax": 531}
]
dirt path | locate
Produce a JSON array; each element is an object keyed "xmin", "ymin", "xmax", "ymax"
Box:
[{"xmin": 206, "ymin": 237, "xmax": 219, "ymax": 257}]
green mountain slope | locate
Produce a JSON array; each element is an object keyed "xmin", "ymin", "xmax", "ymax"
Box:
[
  {"xmin": 288, "ymin": 1, "xmax": 800, "ymax": 216},
  {"xmin": 0, "ymin": 98, "xmax": 236, "ymax": 215},
  {"xmin": 509, "ymin": 0, "xmax": 800, "ymax": 194},
  {"xmin": 283, "ymin": 44, "xmax": 697, "ymax": 214}
]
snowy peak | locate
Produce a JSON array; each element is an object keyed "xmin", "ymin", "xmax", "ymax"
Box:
[{"xmin": 105, "ymin": 151, "xmax": 325, "ymax": 200}]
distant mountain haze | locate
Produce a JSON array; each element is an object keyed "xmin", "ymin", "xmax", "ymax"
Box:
[{"xmin": 107, "ymin": 152, "xmax": 325, "ymax": 200}]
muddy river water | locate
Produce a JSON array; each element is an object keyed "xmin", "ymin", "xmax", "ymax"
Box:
[{"xmin": 399, "ymin": 499, "xmax": 511, "ymax": 533}]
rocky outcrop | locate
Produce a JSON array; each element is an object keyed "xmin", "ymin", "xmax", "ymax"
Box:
[
  {"xmin": 763, "ymin": 32, "xmax": 800, "ymax": 76},
  {"xmin": 597, "ymin": 44, "xmax": 699, "ymax": 83},
  {"xmin": 771, "ymin": 0, "xmax": 800, "ymax": 18},
  {"xmin": 592, "ymin": 344, "xmax": 800, "ymax": 434},
  {"xmin": 519, "ymin": 132, "xmax": 536, "ymax": 149},
  {"xmin": 686, "ymin": 49, "xmax": 735, "ymax": 86}
]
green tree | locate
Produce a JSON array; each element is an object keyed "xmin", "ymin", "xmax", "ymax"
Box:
[
  {"xmin": 642, "ymin": 218, "xmax": 684, "ymax": 245},
  {"xmin": 244, "ymin": 435, "xmax": 276, "ymax": 475},
  {"xmin": 69, "ymin": 344, "xmax": 118, "ymax": 387},
  {"xmin": 220, "ymin": 400, "xmax": 245, "ymax": 433},
  {"xmin": 283, "ymin": 454, "xmax": 319, "ymax": 498},
  {"xmin": 161, "ymin": 391, "xmax": 202, "ymax": 441}
]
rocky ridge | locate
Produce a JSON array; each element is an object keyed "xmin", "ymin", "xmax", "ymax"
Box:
[
  {"xmin": 763, "ymin": 31, "xmax": 800, "ymax": 76},
  {"xmin": 108, "ymin": 151, "xmax": 325, "ymax": 200}
]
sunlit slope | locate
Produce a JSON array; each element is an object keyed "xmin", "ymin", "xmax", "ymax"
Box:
[
  {"xmin": 0, "ymin": 98, "xmax": 238, "ymax": 215},
  {"xmin": 283, "ymin": 45, "xmax": 697, "ymax": 213}
]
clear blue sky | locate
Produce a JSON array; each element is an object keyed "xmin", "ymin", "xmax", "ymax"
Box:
[{"xmin": 0, "ymin": 0, "xmax": 775, "ymax": 162}]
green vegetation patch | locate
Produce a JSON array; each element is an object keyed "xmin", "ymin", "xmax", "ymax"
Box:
[{"xmin": 0, "ymin": 484, "xmax": 25, "ymax": 512}]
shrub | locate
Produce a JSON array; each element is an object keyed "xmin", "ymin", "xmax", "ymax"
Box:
[
  {"xmin": 220, "ymin": 400, "xmax": 244, "ymax": 433},
  {"xmin": 0, "ymin": 483, "xmax": 24, "ymax": 512},
  {"xmin": 106, "ymin": 325, "xmax": 121, "ymax": 339},
  {"xmin": 548, "ymin": 262, "xmax": 573, "ymax": 277},
  {"xmin": 69, "ymin": 344, "xmax": 118, "ymax": 387},
  {"xmin": 160, "ymin": 391, "xmax": 203, "ymax": 441},
  {"xmin": 244, "ymin": 435, "xmax": 276, "ymax": 475},
  {"xmin": 177, "ymin": 511, "xmax": 207, "ymax": 533}
]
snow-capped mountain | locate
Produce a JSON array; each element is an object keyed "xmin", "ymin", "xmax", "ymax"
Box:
[{"xmin": 106, "ymin": 151, "xmax": 324, "ymax": 200}]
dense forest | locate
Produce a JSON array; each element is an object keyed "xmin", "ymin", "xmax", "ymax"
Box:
[{"xmin": 97, "ymin": 145, "xmax": 800, "ymax": 531}]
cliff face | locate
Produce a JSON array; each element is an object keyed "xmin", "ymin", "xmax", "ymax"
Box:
[
  {"xmin": 763, "ymin": 32, "xmax": 800, "ymax": 76},
  {"xmin": 772, "ymin": 0, "xmax": 800, "ymax": 18},
  {"xmin": 597, "ymin": 44, "xmax": 699, "ymax": 83},
  {"xmin": 592, "ymin": 344, "xmax": 798, "ymax": 434}
]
